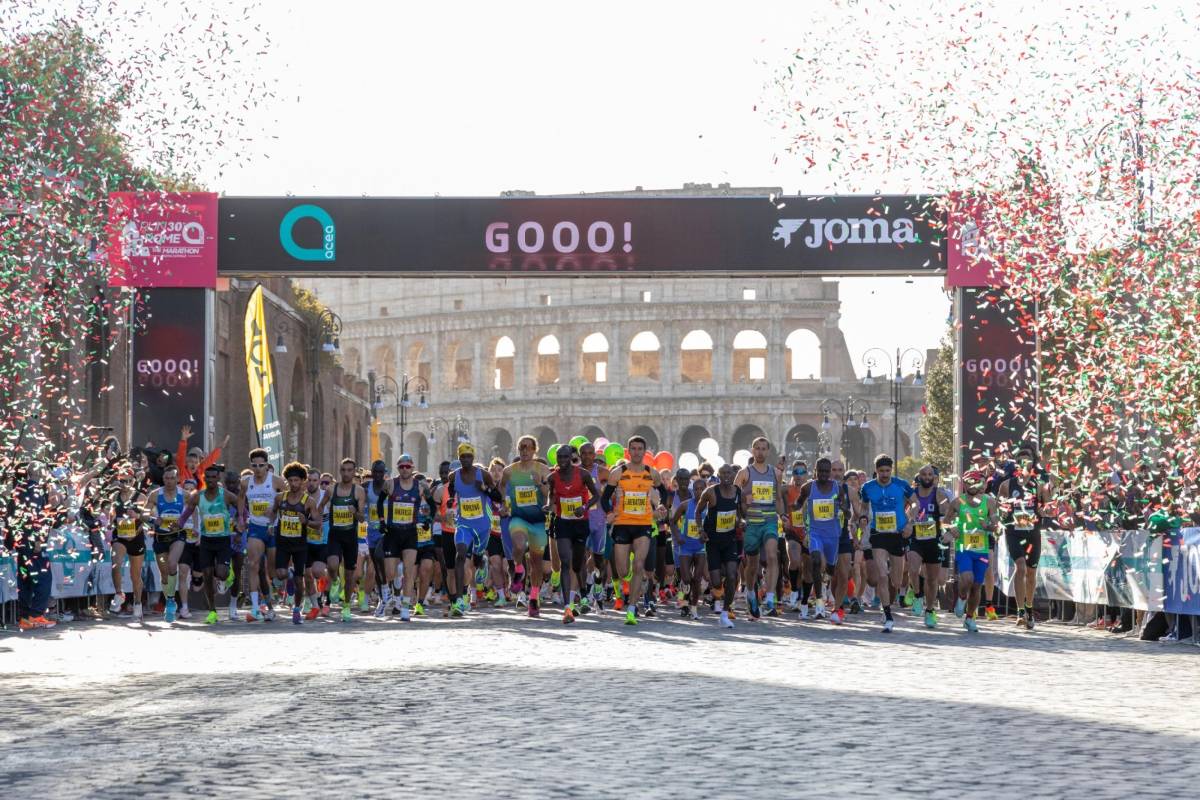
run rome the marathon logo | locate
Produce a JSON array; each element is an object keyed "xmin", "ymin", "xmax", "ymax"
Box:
[
  {"xmin": 279, "ymin": 204, "xmax": 336, "ymax": 261},
  {"xmin": 772, "ymin": 216, "xmax": 917, "ymax": 248}
]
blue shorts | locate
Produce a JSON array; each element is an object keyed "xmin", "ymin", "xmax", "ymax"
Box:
[
  {"xmin": 247, "ymin": 522, "xmax": 274, "ymax": 548},
  {"xmin": 956, "ymin": 549, "xmax": 990, "ymax": 583},
  {"xmin": 743, "ymin": 517, "xmax": 779, "ymax": 556},
  {"xmin": 366, "ymin": 525, "xmax": 383, "ymax": 549},
  {"xmin": 587, "ymin": 511, "xmax": 607, "ymax": 553},
  {"xmin": 454, "ymin": 526, "xmax": 487, "ymax": 556},
  {"xmin": 677, "ymin": 533, "xmax": 705, "ymax": 557},
  {"xmin": 808, "ymin": 532, "xmax": 839, "ymax": 566}
]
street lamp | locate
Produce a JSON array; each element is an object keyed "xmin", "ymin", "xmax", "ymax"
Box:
[
  {"xmin": 428, "ymin": 414, "xmax": 469, "ymax": 459},
  {"xmin": 372, "ymin": 372, "xmax": 429, "ymax": 453},
  {"xmin": 272, "ymin": 308, "xmax": 343, "ymax": 381},
  {"xmin": 862, "ymin": 347, "xmax": 924, "ymax": 459},
  {"xmin": 821, "ymin": 396, "xmax": 871, "ymax": 462}
]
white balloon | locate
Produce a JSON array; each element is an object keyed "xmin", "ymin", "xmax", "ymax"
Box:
[
  {"xmin": 709, "ymin": 455, "xmax": 726, "ymax": 470},
  {"xmin": 733, "ymin": 449, "xmax": 752, "ymax": 467},
  {"xmin": 698, "ymin": 437, "xmax": 720, "ymax": 460},
  {"xmin": 678, "ymin": 452, "xmax": 700, "ymax": 471}
]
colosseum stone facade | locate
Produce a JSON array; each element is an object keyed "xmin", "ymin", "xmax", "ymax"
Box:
[{"xmin": 298, "ymin": 185, "xmax": 926, "ymax": 474}]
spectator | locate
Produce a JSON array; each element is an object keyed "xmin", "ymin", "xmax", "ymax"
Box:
[
  {"xmin": 175, "ymin": 425, "xmax": 229, "ymax": 489},
  {"xmin": 7, "ymin": 462, "xmax": 58, "ymax": 631}
]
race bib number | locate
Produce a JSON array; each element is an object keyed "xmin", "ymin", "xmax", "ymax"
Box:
[
  {"xmin": 914, "ymin": 521, "xmax": 937, "ymax": 540},
  {"xmin": 460, "ymin": 498, "xmax": 484, "ymax": 519},
  {"xmin": 280, "ymin": 514, "xmax": 303, "ymax": 538},
  {"xmin": 116, "ymin": 519, "xmax": 137, "ymax": 539},
  {"xmin": 716, "ymin": 510, "xmax": 736, "ymax": 533},
  {"xmin": 560, "ymin": 496, "xmax": 582, "ymax": 517},
  {"xmin": 417, "ymin": 525, "xmax": 432, "ymax": 544},
  {"xmin": 333, "ymin": 507, "xmax": 355, "ymax": 527},
  {"xmin": 751, "ymin": 482, "xmax": 774, "ymax": 504},
  {"xmin": 790, "ymin": 510, "xmax": 804, "ymax": 527},
  {"xmin": 490, "ymin": 513, "xmax": 501, "ymax": 534},
  {"xmin": 393, "ymin": 503, "xmax": 414, "ymax": 525},
  {"xmin": 250, "ymin": 500, "xmax": 271, "ymax": 517},
  {"xmin": 963, "ymin": 531, "xmax": 986, "ymax": 551},
  {"xmin": 306, "ymin": 525, "xmax": 324, "ymax": 543},
  {"xmin": 159, "ymin": 513, "xmax": 179, "ymax": 529},
  {"xmin": 622, "ymin": 492, "xmax": 648, "ymax": 515},
  {"xmin": 357, "ymin": 521, "xmax": 368, "ymax": 542},
  {"xmin": 812, "ymin": 499, "xmax": 835, "ymax": 521},
  {"xmin": 515, "ymin": 487, "xmax": 538, "ymax": 507},
  {"xmin": 202, "ymin": 515, "xmax": 225, "ymax": 535},
  {"xmin": 369, "ymin": 506, "xmax": 379, "ymax": 523},
  {"xmin": 185, "ymin": 527, "xmax": 200, "ymax": 544},
  {"xmin": 687, "ymin": 520, "xmax": 701, "ymax": 539},
  {"xmin": 874, "ymin": 511, "xmax": 898, "ymax": 533}
]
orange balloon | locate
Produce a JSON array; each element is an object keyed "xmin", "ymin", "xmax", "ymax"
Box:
[{"xmin": 656, "ymin": 452, "xmax": 675, "ymax": 470}]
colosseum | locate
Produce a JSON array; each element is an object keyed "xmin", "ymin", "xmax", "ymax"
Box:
[{"xmin": 299, "ymin": 185, "xmax": 927, "ymax": 474}]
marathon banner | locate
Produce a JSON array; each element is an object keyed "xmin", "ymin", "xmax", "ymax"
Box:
[
  {"xmin": 1164, "ymin": 528, "xmax": 1200, "ymax": 615},
  {"xmin": 997, "ymin": 529, "xmax": 1165, "ymax": 611},
  {"xmin": 107, "ymin": 191, "xmax": 218, "ymax": 288},
  {"xmin": 244, "ymin": 285, "xmax": 285, "ymax": 471},
  {"xmin": 217, "ymin": 195, "xmax": 945, "ymax": 276}
]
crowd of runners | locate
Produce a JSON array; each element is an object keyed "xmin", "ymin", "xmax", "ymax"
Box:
[{"xmin": 7, "ymin": 424, "xmax": 1076, "ymax": 635}]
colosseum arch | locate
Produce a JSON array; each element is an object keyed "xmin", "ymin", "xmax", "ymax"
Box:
[
  {"xmin": 405, "ymin": 341, "xmax": 431, "ymax": 385},
  {"xmin": 483, "ymin": 427, "xmax": 513, "ymax": 463},
  {"xmin": 580, "ymin": 424, "xmax": 606, "ymax": 442},
  {"xmin": 630, "ymin": 424, "xmax": 660, "ymax": 452},
  {"xmin": 530, "ymin": 425, "xmax": 558, "ymax": 453},
  {"xmin": 731, "ymin": 422, "xmax": 773, "ymax": 461},
  {"xmin": 536, "ymin": 334, "xmax": 560, "ymax": 385},
  {"xmin": 784, "ymin": 424, "xmax": 820, "ymax": 464},
  {"xmin": 628, "ymin": 330, "xmax": 661, "ymax": 381},
  {"xmin": 732, "ymin": 330, "xmax": 768, "ymax": 383},
  {"xmin": 372, "ymin": 343, "xmax": 397, "ymax": 379},
  {"xmin": 344, "ymin": 347, "xmax": 362, "ymax": 378},
  {"xmin": 680, "ymin": 329, "xmax": 713, "ymax": 383},
  {"xmin": 379, "ymin": 432, "xmax": 393, "ymax": 468},
  {"xmin": 444, "ymin": 340, "xmax": 473, "ymax": 391},
  {"xmin": 785, "ymin": 328, "xmax": 822, "ymax": 380},
  {"xmin": 841, "ymin": 426, "xmax": 877, "ymax": 471},
  {"xmin": 679, "ymin": 424, "xmax": 711, "ymax": 456},
  {"xmin": 493, "ymin": 336, "xmax": 515, "ymax": 390},
  {"xmin": 580, "ymin": 332, "xmax": 609, "ymax": 384},
  {"xmin": 405, "ymin": 431, "xmax": 430, "ymax": 473}
]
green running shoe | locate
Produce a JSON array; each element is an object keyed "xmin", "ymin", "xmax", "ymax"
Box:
[
  {"xmin": 205, "ymin": 610, "xmax": 218, "ymax": 625},
  {"xmin": 924, "ymin": 610, "xmax": 938, "ymax": 628},
  {"xmin": 624, "ymin": 609, "xmax": 638, "ymax": 626},
  {"xmin": 903, "ymin": 587, "xmax": 915, "ymax": 607}
]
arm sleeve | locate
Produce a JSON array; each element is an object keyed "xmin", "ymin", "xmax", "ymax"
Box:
[
  {"xmin": 600, "ymin": 483, "xmax": 616, "ymax": 513},
  {"xmin": 376, "ymin": 488, "xmax": 387, "ymax": 521}
]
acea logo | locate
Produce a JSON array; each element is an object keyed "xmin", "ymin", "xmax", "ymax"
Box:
[{"xmin": 279, "ymin": 204, "xmax": 336, "ymax": 262}]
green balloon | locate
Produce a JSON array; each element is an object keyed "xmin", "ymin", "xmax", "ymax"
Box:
[
  {"xmin": 569, "ymin": 435, "xmax": 588, "ymax": 450},
  {"xmin": 604, "ymin": 442, "xmax": 625, "ymax": 466},
  {"xmin": 547, "ymin": 444, "xmax": 562, "ymax": 466}
]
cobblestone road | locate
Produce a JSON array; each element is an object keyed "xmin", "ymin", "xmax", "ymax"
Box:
[{"xmin": 3, "ymin": 605, "xmax": 1198, "ymax": 799}]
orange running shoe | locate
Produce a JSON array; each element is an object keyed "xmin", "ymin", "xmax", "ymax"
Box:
[
  {"xmin": 31, "ymin": 615, "xmax": 57, "ymax": 629},
  {"xmin": 304, "ymin": 606, "xmax": 320, "ymax": 621},
  {"xmin": 614, "ymin": 596, "xmax": 624, "ymax": 611},
  {"xmin": 18, "ymin": 617, "xmax": 36, "ymax": 631}
]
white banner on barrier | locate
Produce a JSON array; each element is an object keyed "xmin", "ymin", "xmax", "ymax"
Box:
[{"xmin": 1, "ymin": 526, "xmax": 164, "ymax": 604}]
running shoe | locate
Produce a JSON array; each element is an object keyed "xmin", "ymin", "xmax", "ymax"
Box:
[
  {"xmin": 953, "ymin": 598, "xmax": 965, "ymax": 617},
  {"xmin": 205, "ymin": 610, "xmax": 218, "ymax": 625},
  {"xmin": 510, "ymin": 573, "xmax": 525, "ymax": 595},
  {"xmin": 814, "ymin": 603, "xmax": 829, "ymax": 620},
  {"xmin": 133, "ymin": 604, "xmax": 144, "ymax": 622},
  {"xmin": 903, "ymin": 587, "xmax": 915, "ymax": 607},
  {"xmin": 528, "ymin": 598, "xmax": 541, "ymax": 618},
  {"xmin": 985, "ymin": 605, "xmax": 998, "ymax": 621},
  {"xmin": 849, "ymin": 598, "xmax": 862, "ymax": 615},
  {"xmin": 613, "ymin": 596, "xmax": 624, "ymax": 612},
  {"xmin": 798, "ymin": 603, "xmax": 810, "ymax": 621},
  {"xmin": 357, "ymin": 590, "xmax": 368, "ymax": 612},
  {"xmin": 330, "ymin": 579, "xmax": 342, "ymax": 605},
  {"xmin": 109, "ymin": 593, "xmax": 125, "ymax": 613},
  {"xmin": 165, "ymin": 599, "xmax": 177, "ymax": 624},
  {"xmin": 913, "ymin": 597, "xmax": 925, "ymax": 616},
  {"xmin": 301, "ymin": 597, "xmax": 312, "ymax": 615},
  {"xmin": 413, "ymin": 602, "xmax": 426, "ymax": 617},
  {"xmin": 624, "ymin": 609, "xmax": 638, "ymax": 626},
  {"xmin": 374, "ymin": 598, "xmax": 389, "ymax": 618},
  {"xmin": 341, "ymin": 606, "xmax": 352, "ymax": 623},
  {"xmin": 786, "ymin": 590, "xmax": 800, "ymax": 610},
  {"xmin": 963, "ymin": 616, "xmax": 978, "ymax": 633},
  {"xmin": 246, "ymin": 605, "xmax": 265, "ymax": 623},
  {"xmin": 831, "ymin": 608, "xmax": 845, "ymax": 625},
  {"xmin": 1024, "ymin": 613, "xmax": 1036, "ymax": 631},
  {"xmin": 577, "ymin": 598, "xmax": 591, "ymax": 615},
  {"xmin": 882, "ymin": 618, "xmax": 895, "ymax": 633},
  {"xmin": 450, "ymin": 599, "xmax": 465, "ymax": 618},
  {"xmin": 178, "ymin": 607, "xmax": 192, "ymax": 620},
  {"xmin": 400, "ymin": 604, "xmax": 411, "ymax": 622},
  {"xmin": 924, "ymin": 610, "xmax": 938, "ymax": 628},
  {"xmin": 33, "ymin": 615, "xmax": 59, "ymax": 629},
  {"xmin": 562, "ymin": 607, "xmax": 575, "ymax": 625},
  {"xmin": 292, "ymin": 606, "xmax": 302, "ymax": 625},
  {"xmin": 690, "ymin": 605, "xmax": 701, "ymax": 621},
  {"xmin": 748, "ymin": 593, "xmax": 761, "ymax": 620},
  {"xmin": 319, "ymin": 604, "xmax": 330, "ymax": 617},
  {"xmin": 516, "ymin": 591, "xmax": 528, "ymax": 609},
  {"xmin": 305, "ymin": 606, "xmax": 320, "ymax": 621},
  {"xmin": 719, "ymin": 610, "xmax": 734, "ymax": 629},
  {"xmin": 869, "ymin": 596, "xmax": 882, "ymax": 610},
  {"xmin": 227, "ymin": 601, "xmax": 238, "ymax": 622},
  {"xmin": 643, "ymin": 602, "xmax": 657, "ymax": 618},
  {"xmin": 494, "ymin": 596, "xmax": 509, "ymax": 608}
]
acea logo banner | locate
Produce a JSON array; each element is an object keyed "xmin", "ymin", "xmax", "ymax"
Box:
[{"xmin": 279, "ymin": 203, "xmax": 336, "ymax": 262}]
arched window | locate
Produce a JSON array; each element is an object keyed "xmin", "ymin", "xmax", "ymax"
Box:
[
  {"xmin": 406, "ymin": 341, "xmax": 431, "ymax": 386},
  {"xmin": 373, "ymin": 343, "xmax": 396, "ymax": 380},
  {"xmin": 493, "ymin": 336, "xmax": 515, "ymax": 390},
  {"xmin": 732, "ymin": 329, "xmax": 768, "ymax": 382},
  {"xmin": 536, "ymin": 334, "xmax": 560, "ymax": 385},
  {"xmin": 581, "ymin": 332, "xmax": 609, "ymax": 384},
  {"xmin": 445, "ymin": 340, "xmax": 473, "ymax": 390},
  {"xmin": 785, "ymin": 329, "xmax": 822, "ymax": 380},
  {"xmin": 680, "ymin": 329, "xmax": 713, "ymax": 383},
  {"xmin": 629, "ymin": 331, "xmax": 660, "ymax": 381}
]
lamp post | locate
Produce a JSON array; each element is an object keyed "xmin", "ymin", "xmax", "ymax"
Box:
[
  {"xmin": 428, "ymin": 415, "xmax": 469, "ymax": 459},
  {"xmin": 821, "ymin": 396, "xmax": 871, "ymax": 463},
  {"xmin": 373, "ymin": 373, "xmax": 429, "ymax": 454},
  {"xmin": 272, "ymin": 308, "xmax": 342, "ymax": 381},
  {"xmin": 862, "ymin": 347, "xmax": 924, "ymax": 460}
]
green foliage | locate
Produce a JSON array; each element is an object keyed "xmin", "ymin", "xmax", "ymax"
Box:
[
  {"xmin": 918, "ymin": 323, "xmax": 955, "ymax": 473},
  {"xmin": 291, "ymin": 284, "xmax": 341, "ymax": 371}
]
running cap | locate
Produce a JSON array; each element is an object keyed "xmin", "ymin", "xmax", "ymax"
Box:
[
  {"xmin": 457, "ymin": 442, "xmax": 475, "ymax": 457},
  {"xmin": 396, "ymin": 453, "xmax": 414, "ymax": 465}
]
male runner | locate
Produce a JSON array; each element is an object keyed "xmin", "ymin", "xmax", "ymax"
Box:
[
  {"xmin": 783, "ymin": 461, "xmax": 810, "ymax": 614},
  {"xmin": 239, "ymin": 449, "xmax": 285, "ymax": 622},
  {"xmin": 601, "ymin": 436, "xmax": 665, "ymax": 626},
  {"xmin": 324, "ymin": 459, "xmax": 365, "ymax": 620},
  {"xmin": 108, "ymin": 469, "xmax": 147, "ymax": 621},
  {"xmin": 501, "ymin": 436, "xmax": 552, "ymax": 617},
  {"xmin": 996, "ymin": 444, "xmax": 1052, "ymax": 630},
  {"xmin": 267, "ymin": 462, "xmax": 320, "ymax": 625},
  {"xmin": 178, "ymin": 464, "xmax": 241, "ymax": 625},
  {"xmin": 547, "ymin": 443, "xmax": 601, "ymax": 623},
  {"xmin": 907, "ymin": 464, "xmax": 951, "ymax": 628},
  {"xmin": 734, "ymin": 437, "xmax": 785, "ymax": 617},
  {"xmin": 669, "ymin": 470, "xmax": 707, "ymax": 620},
  {"xmin": 378, "ymin": 454, "xmax": 425, "ymax": 621},
  {"xmin": 695, "ymin": 463, "xmax": 745, "ymax": 629},
  {"xmin": 146, "ymin": 466, "xmax": 186, "ymax": 623},
  {"xmin": 578, "ymin": 441, "xmax": 610, "ymax": 609},
  {"xmin": 362, "ymin": 460, "xmax": 389, "ymax": 612},
  {"xmin": 446, "ymin": 443, "xmax": 503, "ymax": 617},
  {"xmin": 796, "ymin": 457, "xmax": 852, "ymax": 625},
  {"xmin": 949, "ymin": 470, "xmax": 998, "ymax": 633},
  {"xmin": 859, "ymin": 454, "xmax": 915, "ymax": 633}
]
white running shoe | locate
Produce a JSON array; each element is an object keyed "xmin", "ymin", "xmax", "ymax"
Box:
[
  {"xmin": 178, "ymin": 606, "xmax": 192, "ymax": 620},
  {"xmin": 374, "ymin": 598, "xmax": 390, "ymax": 618},
  {"xmin": 786, "ymin": 590, "xmax": 800, "ymax": 610},
  {"xmin": 109, "ymin": 593, "xmax": 125, "ymax": 613},
  {"xmin": 882, "ymin": 618, "xmax": 895, "ymax": 633},
  {"xmin": 798, "ymin": 604, "xmax": 810, "ymax": 620},
  {"xmin": 516, "ymin": 591, "xmax": 528, "ymax": 608},
  {"xmin": 719, "ymin": 610, "xmax": 735, "ymax": 629},
  {"xmin": 814, "ymin": 603, "xmax": 829, "ymax": 619},
  {"xmin": 400, "ymin": 604, "xmax": 411, "ymax": 622},
  {"xmin": 132, "ymin": 604, "xmax": 143, "ymax": 622},
  {"xmin": 227, "ymin": 601, "xmax": 238, "ymax": 621},
  {"xmin": 690, "ymin": 605, "xmax": 700, "ymax": 621}
]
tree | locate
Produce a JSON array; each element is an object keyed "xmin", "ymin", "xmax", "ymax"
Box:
[{"xmin": 919, "ymin": 323, "xmax": 955, "ymax": 474}]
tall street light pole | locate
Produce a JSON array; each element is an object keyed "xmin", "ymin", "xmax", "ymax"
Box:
[{"xmin": 862, "ymin": 347, "xmax": 924, "ymax": 460}]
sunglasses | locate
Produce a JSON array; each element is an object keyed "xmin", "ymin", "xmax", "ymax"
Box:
[
  {"xmin": 398, "ymin": 464, "xmax": 413, "ymax": 469},
  {"xmin": 320, "ymin": 481, "xmax": 331, "ymax": 486}
]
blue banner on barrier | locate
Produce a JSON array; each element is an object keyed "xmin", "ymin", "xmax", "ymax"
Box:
[{"xmin": 1164, "ymin": 527, "xmax": 1200, "ymax": 615}]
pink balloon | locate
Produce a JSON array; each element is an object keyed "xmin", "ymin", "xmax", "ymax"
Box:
[{"xmin": 594, "ymin": 437, "xmax": 609, "ymax": 451}]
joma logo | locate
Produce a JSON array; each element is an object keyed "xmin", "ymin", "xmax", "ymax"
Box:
[{"xmin": 773, "ymin": 217, "xmax": 918, "ymax": 248}]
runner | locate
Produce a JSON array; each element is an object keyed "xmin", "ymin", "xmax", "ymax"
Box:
[
  {"xmin": 906, "ymin": 464, "xmax": 951, "ymax": 628},
  {"xmin": 302, "ymin": 466, "xmax": 331, "ymax": 620},
  {"xmin": 734, "ymin": 437, "xmax": 785, "ymax": 618},
  {"xmin": 108, "ymin": 467, "xmax": 147, "ymax": 620},
  {"xmin": 379, "ymin": 454, "xmax": 424, "ymax": 621},
  {"xmin": 859, "ymin": 454, "xmax": 915, "ymax": 633},
  {"xmin": 796, "ymin": 457, "xmax": 852, "ymax": 625},
  {"xmin": 695, "ymin": 463, "xmax": 745, "ymax": 629},
  {"xmin": 223, "ymin": 469, "xmax": 247, "ymax": 620},
  {"xmin": 949, "ymin": 470, "xmax": 998, "ymax": 633},
  {"xmin": 267, "ymin": 461, "xmax": 320, "ymax": 625},
  {"xmin": 578, "ymin": 441, "xmax": 609, "ymax": 609},
  {"xmin": 177, "ymin": 464, "xmax": 241, "ymax": 625},
  {"xmin": 668, "ymin": 469, "xmax": 707, "ymax": 620},
  {"xmin": 432, "ymin": 462, "xmax": 459, "ymax": 614},
  {"xmin": 547, "ymin": 443, "xmax": 601, "ymax": 623},
  {"xmin": 146, "ymin": 466, "xmax": 186, "ymax": 623},
  {"xmin": 239, "ymin": 449, "xmax": 285, "ymax": 623},
  {"xmin": 501, "ymin": 436, "xmax": 552, "ymax": 618},
  {"xmin": 485, "ymin": 457, "xmax": 511, "ymax": 607},
  {"xmin": 447, "ymin": 443, "xmax": 503, "ymax": 617},
  {"xmin": 601, "ymin": 436, "xmax": 665, "ymax": 626},
  {"xmin": 782, "ymin": 461, "xmax": 810, "ymax": 614},
  {"xmin": 996, "ymin": 443, "xmax": 1052, "ymax": 630},
  {"xmin": 362, "ymin": 460, "xmax": 389, "ymax": 613}
]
